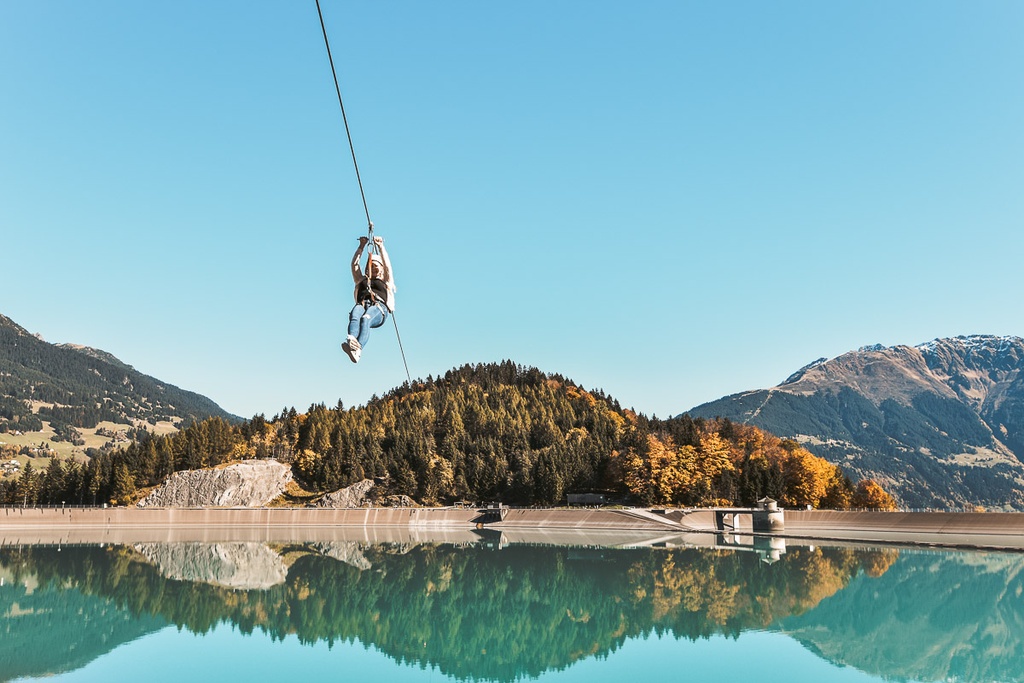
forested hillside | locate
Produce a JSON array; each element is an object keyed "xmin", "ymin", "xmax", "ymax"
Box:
[
  {"xmin": 2, "ymin": 362, "xmax": 893, "ymax": 509},
  {"xmin": 0, "ymin": 312, "xmax": 236, "ymax": 435}
]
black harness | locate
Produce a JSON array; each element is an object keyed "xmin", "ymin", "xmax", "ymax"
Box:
[{"xmin": 359, "ymin": 278, "xmax": 388, "ymax": 306}]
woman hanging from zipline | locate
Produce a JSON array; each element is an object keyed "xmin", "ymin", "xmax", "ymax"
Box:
[
  {"xmin": 314, "ymin": 1, "xmax": 409, "ymax": 376},
  {"xmin": 342, "ymin": 234, "xmax": 395, "ymax": 363}
]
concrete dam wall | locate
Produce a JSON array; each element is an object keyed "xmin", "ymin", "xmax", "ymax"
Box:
[{"xmin": 3, "ymin": 506, "xmax": 1023, "ymax": 549}]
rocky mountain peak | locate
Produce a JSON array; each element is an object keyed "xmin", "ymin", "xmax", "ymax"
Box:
[
  {"xmin": 781, "ymin": 357, "xmax": 828, "ymax": 385},
  {"xmin": 777, "ymin": 343, "xmax": 954, "ymax": 406},
  {"xmin": 0, "ymin": 313, "xmax": 31, "ymax": 337},
  {"xmin": 687, "ymin": 334, "xmax": 1024, "ymax": 509},
  {"xmin": 774, "ymin": 336, "xmax": 1024, "ymax": 411},
  {"xmin": 916, "ymin": 334, "xmax": 1024, "ymax": 362},
  {"xmin": 914, "ymin": 336, "xmax": 1024, "ymax": 410}
]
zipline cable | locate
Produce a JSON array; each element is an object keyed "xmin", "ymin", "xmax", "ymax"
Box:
[
  {"xmin": 315, "ymin": 0, "xmax": 411, "ymax": 383},
  {"xmin": 391, "ymin": 311, "xmax": 412, "ymax": 383},
  {"xmin": 315, "ymin": 0, "xmax": 371, "ymax": 233}
]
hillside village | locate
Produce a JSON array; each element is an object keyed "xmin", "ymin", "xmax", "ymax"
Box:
[{"xmin": 1, "ymin": 407, "xmax": 175, "ymax": 482}]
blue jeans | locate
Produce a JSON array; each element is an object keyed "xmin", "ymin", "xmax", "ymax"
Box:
[{"xmin": 348, "ymin": 301, "xmax": 388, "ymax": 348}]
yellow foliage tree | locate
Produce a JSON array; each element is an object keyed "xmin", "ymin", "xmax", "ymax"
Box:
[
  {"xmin": 647, "ymin": 435, "xmax": 687, "ymax": 504},
  {"xmin": 620, "ymin": 435, "xmax": 688, "ymax": 505},
  {"xmin": 819, "ymin": 465, "xmax": 853, "ymax": 510},
  {"xmin": 698, "ymin": 431, "xmax": 735, "ymax": 479},
  {"xmin": 852, "ymin": 479, "xmax": 898, "ymax": 510},
  {"xmin": 680, "ymin": 431, "xmax": 735, "ymax": 506},
  {"xmin": 782, "ymin": 448, "xmax": 835, "ymax": 508},
  {"xmin": 293, "ymin": 448, "xmax": 321, "ymax": 483}
]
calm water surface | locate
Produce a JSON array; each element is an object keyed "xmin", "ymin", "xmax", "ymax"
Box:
[{"xmin": 1, "ymin": 530, "xmax": 1021, "ymax": 682}]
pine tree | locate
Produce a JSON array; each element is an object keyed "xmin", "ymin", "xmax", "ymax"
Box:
[
  {"xmin": 110, "ymin": 463, "xmax": 136, "ymax": 506},
  {"xmin": 16, "ymin": 461, "xmax": 38, "ymax": 506}
]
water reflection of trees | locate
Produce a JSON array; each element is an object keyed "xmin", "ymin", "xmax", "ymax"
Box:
[
  {"xmin": 778, "ymin": 549, "xmax": 1024, "ymax": 683},
  {"xmin": 0, "ymin": 556, "xmax": 165, "ymax": 682},
  {"xmin": 1, "ymin": 542, "xmax": 897, "ymax": 681}
]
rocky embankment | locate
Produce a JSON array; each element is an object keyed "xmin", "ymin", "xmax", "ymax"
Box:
[
  {"xmin": 313, "ymin": 479, "xmax": 375, "ymax": 508},
  {"xmin": 137, "ymin": 460, "xmax": 293, "ymax": 508},
  {"xmin": 312, "ymin": 479, "xmax": 417, "ymax": 508}
]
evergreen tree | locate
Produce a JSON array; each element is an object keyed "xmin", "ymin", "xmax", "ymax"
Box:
[
  {"xmin": 16, "ymin": 461, "xmax": 38, "ymax": 506},
  {"xmin": 110, "ymin": 463, "xmax": 136, "ymax": 506}
]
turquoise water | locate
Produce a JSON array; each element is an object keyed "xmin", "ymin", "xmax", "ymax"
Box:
[{"xmin": 1, "ymin": 533, "xmax": 1021, "ymax": 682}]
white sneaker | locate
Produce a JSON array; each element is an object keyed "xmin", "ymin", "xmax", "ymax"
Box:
[{"xmin": 342, "ymin": 335, "xmax": 361, "ymax": 363}]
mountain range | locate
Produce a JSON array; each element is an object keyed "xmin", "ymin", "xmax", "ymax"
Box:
[
  {"xmin": 0, "ymin": 312, "xmax": 237, "ymax": 445},
  {"xmin": 5, "ymin": 309, "xmax": 1021, "ymax": 510},
  {"xmin": 688, "ymin": 335, "xmax": 1024, "ymax": 510}
]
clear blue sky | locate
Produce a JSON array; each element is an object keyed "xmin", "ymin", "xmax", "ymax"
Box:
[{"xmin": 2, "ymin": 1, "xmax": 1022, "ymax": 420}]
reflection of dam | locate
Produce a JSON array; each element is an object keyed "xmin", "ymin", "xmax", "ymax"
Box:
[
  {"xmin": 711, "ymin": 498, "xmax": 785, "ymax": 533},
  {"xmin": 495, "ymin": 528, "xmax": 788, "ymax": 563},
  {"xmin": 715, "ymin": 533, "xmax": 787, "ymax": 563}
]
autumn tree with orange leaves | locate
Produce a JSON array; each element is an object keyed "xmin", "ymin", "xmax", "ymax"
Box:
[
  {"xmin": 616, "ymin": 416, "xmax": 879, "ymax": 509},
  {"xmin": 852, "ymin": 479, "xmax": 898, "ymax": 510}
]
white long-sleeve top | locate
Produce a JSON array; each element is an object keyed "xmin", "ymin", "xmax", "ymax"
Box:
[{"xmin": 351, "ymin": 241, "xmax": 396, "ymax": 312}]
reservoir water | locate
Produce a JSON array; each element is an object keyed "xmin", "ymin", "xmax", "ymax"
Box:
[{"xmin": 1, "ymin": 530, "xmax": 1021, "ymax": 682}]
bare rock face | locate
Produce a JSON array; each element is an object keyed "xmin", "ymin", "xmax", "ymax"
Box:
[
  {"xmin": 133, "ymin": 542, "xmax": 288, "ymax": 590},
  {"xmin": 314, "ymin": 478, "xmax": 375, "ymax": 508},
  {"xmin": 137, "ymin": 460, "xmax": 293, "ymax": 508}
]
